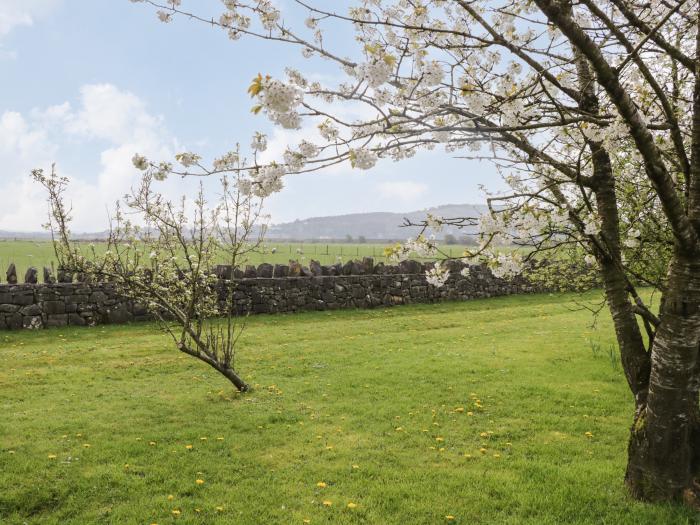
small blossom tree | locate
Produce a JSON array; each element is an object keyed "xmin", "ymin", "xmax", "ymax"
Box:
[
  {"xmin": 124, "ymin": 0, "xmax": 700, "ymax": 504},
  {"xmin": 33, "ymin": 152, "xmax": 272, "ymax": 392}
]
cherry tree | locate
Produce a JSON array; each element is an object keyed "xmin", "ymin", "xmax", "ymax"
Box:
[
  {"xmin": 128, "ymin": 0, "xmax": 700, "ymax": 505},
  {"xmin": 33, "ymin": 159, "xmax": 269, "ymax": 392}
]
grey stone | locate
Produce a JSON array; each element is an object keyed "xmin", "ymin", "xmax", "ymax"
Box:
[
  {"xmin": 309, "ymin": 260, "xmax": 323, "ymax": 276},
  {"xmin": 43, "ymin": 300, "xmax": 65, "ymax": 315},
  {"xmin": 20, "ymin": 304, "xmax": 42, "ymax": 316},
  {"xmin": 0, "ymin": 304, "xmax": 19, "ymax": 313},
  {"xmin": 273, "ymin": 264, "xmax": 289, "ymax": 277},
  {"xmin": 46, "ymin": 314, "xmax": 68, "ymax": 327},
  {"xmin": 57, "ymin": 268, "xmax": 73, "ymax": 283},
  {"xmin": 24, "ymin": 267, "xmax": 38, "ymax": 284},
  {"xmin": 43, "ymin": 267, "xmax": 55, "ymax": 284},
  {"xmin": 6, "ymin": 263, "xmax": 17, "ymax": 284},
  {"xmin": 288, "ymin": 260, "xmax": 303, "ymax": 277},
  {"xmin": 257, "ymin": 263, "xmax": 274, "ymax": 278}
]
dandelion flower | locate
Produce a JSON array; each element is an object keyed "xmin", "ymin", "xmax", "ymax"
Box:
[
  {"xmin": 445, "ymin": 516, "xmax": 455, "ymax": 521},
  {"xmin": 347, "ymin": 502, "xmax": 358, "ymax": 509},
  {"xmin": 216, "ymin": 506, "xmax": 224, "ymax": 512},
  {"xmin": 185, "ymin": 444, "xmax": 193, "ymax": 450},
  {"xmin": 352, "ymin": 464, "xmax": 359, "ymax": 469},
  {"xmin": 171, "ymin": 509, "xmax": 181, "ymax": 516},
  {"xmin": 48, "ymin": 454, "xmax": 57, "ymax": 459},
  {"xmin": 316, "ymin": 482, "xmax": 327, "ymax": 488},
  {"xmin": 322, "ymin": 500, "xmax": 333, "ymax": 507},
  {"xmin": 196, "ymin": 479, "xmax": 205, "ymax": 485},
  {"xmin": 167, "ymin": 495, "xmax": 174, "ymax": 501}
]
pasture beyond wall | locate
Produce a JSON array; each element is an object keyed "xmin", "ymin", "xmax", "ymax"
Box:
[{"xmin": 0, "ymin": 259, "xmax": 546, "ymax": 330}]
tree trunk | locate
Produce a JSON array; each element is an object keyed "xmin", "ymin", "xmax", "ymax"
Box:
[{"xmin": 625, "ymin": 253, "xmax": 700, "ymax": 502}]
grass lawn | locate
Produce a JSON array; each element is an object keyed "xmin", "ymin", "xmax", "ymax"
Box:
[{"xmin": 0, "ymin": 291, "xmax": 695, "ymax": 524}]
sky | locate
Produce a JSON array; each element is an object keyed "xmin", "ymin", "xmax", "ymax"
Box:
[{"xmin": 0, "ymin": 0, "xmax": 505, "ymax": 232}]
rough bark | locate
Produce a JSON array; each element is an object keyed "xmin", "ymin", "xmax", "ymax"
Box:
[{"xmin": 625, "ymin": 254, "xmax": 700, "ymax": 501}]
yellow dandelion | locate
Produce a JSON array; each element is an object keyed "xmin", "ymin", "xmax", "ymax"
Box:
[
  {"xmin": 479, "ymin": 448, "xmax": 487, "ymax": 454},
  {"xmin": 200, "ymin": 437, "xmax": 208, "ymax": 441},
  {"xmin": 316, "ymin": 481, "xmax": 327, "ymax": 488},
  {"xmin": 149, "ymin": 441, "xmax": 156, "ymax": 446},
  {"xmin": 435, "ymin": 437, "xmax": 444, "ymax": 442},
  {"xmin": 322, "ymin": 500, "xmax": 333, "ymax": 507},
  {"xmin": 185, "ymin": 444, "xmax": 193, "ymax": 450},
  {"xmin": 171, "ymin": 509, "xmax": 181, "ymax": 516},
  {"xmin": 325, "ymin": 446, "xmax": 333, "ymax": 450},
  {"xmin": 352, "ymin": 464, "xmax": 359, "ymax": 469},
  {"xmin": 347, "ymin": 502, "xmax": 358, "ymax": 509},
  {"xmin": 445, "ymin": 516, "xmax": 455, "ymax": 521},
  {"xmin": 493, "ymin": 453, "xmax": 501, "ymax": 458},
  {"xmin": 395, "ymin": 427, "xmax": 404, "ymax": 432},
  {"xmin": 303, "ymin": 520, "xmax": 311, "ymax": 524},
  {"xmin": 216, "ymin": 437, "xmax": 224, "ymax": 441},
  {"xmin": 585, "ymin": 431, "xmax": 593, "ymax": 438},
  {"xmin": 83, "ymin": 443, "xmax": 91, "ymax": 448},
  {"xmin": 464, "ymin": 453, "xmax": 472, "ymax": 458},
  {"xmin": 167, "ymin": 495, "xmax": 174, "ymax": 501},
  {"xmin": 195, "ymin": 508, "xmax": 201, "ymax": 513},
  {"xmin": 467, "ymin": 412, "xmax": 473, "ymax": 416},
  {"xmin": 196, "ymin": 479, "xmax": 205, "ymax": 485},
  {"xmin": 454, "ymin": 407, "xmax": 464, "ymax": 413},
  {"xmin": 8, "ymin": 450, "xmax": 15, "ymax": 454},
  {"xmin": 47, "ymin": 454, "xmax": 57, "ymax": 459}
]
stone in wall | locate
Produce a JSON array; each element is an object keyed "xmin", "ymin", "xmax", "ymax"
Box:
[
  {"xmin": 0, "ymin": 259, "xmax": 552, "ymax": 331},
  {"xmin": 6, "ymin": 264, "xmax": 17, "ymax": 284}
]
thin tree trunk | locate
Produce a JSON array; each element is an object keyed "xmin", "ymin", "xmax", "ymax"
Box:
[{"xmin": 178, "ymin": 342, "xmax": 250, "ymax": 392}]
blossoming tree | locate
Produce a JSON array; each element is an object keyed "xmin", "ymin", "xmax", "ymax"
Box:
[
  {"xmin": 128, "ymin": 0, "xmax": 700, "ymax": 505},
  {"xmin": 33, "ymin": 159, "xmax": 269, "ymax": 392}
]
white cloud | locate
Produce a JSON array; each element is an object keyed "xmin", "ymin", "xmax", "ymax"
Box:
[
  {"xmin": 0, "ymin": 0, "xmax": 60, "ymax": 38},
  {"xmin": 0, "ymin": 83, "xmax": 186, "ymax": 232},
  {"xmin": 377, "ymin": 181, "xmax": 428, "ymax": 203}
]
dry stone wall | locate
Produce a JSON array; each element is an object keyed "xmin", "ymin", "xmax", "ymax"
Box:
[{"xmin": 0, "ymin": 259, "xmax": 547, "ymax": 330}]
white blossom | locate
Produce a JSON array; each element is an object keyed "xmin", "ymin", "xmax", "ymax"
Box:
[
  {"xmin": 132, "ymin": 153, "xmax": 148, "ymax": 170},
  {"xmin": 350, "ymin": 149, "xmax": 378, "ymax": 170},
  {"xmin": 425, "ymin": 261, "xmax": 450, "ymax": 287}
]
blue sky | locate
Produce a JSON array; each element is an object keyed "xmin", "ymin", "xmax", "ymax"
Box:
[{"xmin": 0, "ymin": 0, "xmax": 504, "ymax": 232}]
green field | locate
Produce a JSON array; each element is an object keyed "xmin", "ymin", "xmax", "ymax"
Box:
[
  {"xmin": 1, "ymin": 291, "xmax": 694, "ymax": 524},
  {"xmin": 0, "ymin": 240, "xmax": 476, "ymax": 281}
]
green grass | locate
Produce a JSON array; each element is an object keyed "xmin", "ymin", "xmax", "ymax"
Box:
[
  {"xmin": 0, "ymin": 240, "xmax": 479, "ymax": 281},
  {"xmin": 0, "ymin": 291, "xmax": 694, "ymax": 524}
]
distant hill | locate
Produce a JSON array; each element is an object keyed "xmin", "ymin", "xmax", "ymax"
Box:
[
  {"xmin": 0, "ymin": 204, "xmax": 489, "ymax": 242},
  {"xmin": 266, "ymin": 204, "xmax": 488, "ymax": 241}
]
